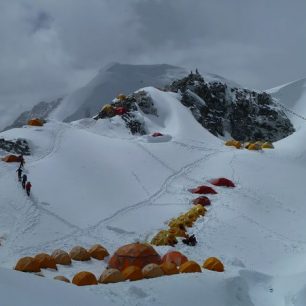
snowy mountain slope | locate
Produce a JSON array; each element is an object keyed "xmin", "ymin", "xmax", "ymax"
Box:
[
  {"xmin": 50, "ymin": 63, "xmax": 187, "ymax": 122},
  {"xmin": 268, "ymin": 78, "xmax": 306, "ymax": 160},
  {"xmin": 0, "ymin": 87, "xmax": 306, "ymax": 305}
]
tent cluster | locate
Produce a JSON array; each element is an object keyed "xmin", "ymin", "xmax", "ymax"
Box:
[
  {"xmin": 151, "ymin": 177, "xmax": 235, "ymax": 247},
  {"xmin": 72, "ymin": 245, "xmax": 225, "ymax": 286},
  {"xmin": 151, "ymin": 204, "xmax": 206, "ymax": 246},
  {"xmin": 225, "ymin": 139, "xmax": 274, "ymax": 150},
  {"xmin": 95, "ymin": 94, "xmax": 129, "ymax": 119},
  {"xmin": 14, "ymin": 244, "xmax": 109, "ymax": 276},
  {"xmin": 14, "ymin": 242, "xmax": 225, "ymax": 286}
]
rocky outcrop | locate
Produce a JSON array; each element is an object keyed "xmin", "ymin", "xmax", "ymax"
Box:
[
  {"xmin": 167, "ymin": 72, "xmax": 294, "ymax": 142},
  {"xmin": 94, "ymin": 90, "xmax": 156, "ymax": 135},
  {"xmin": 0, "ymin": 138, "xmax": 30, "ymax": 155}
]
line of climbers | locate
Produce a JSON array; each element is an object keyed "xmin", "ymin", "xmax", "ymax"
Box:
[{"xmin": 15, "ymin": 155, "xmax": 32, "ymax": 196}]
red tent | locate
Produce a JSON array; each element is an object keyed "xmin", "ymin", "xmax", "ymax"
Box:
[
  {"xmin": 209, "ymin": 178, "xmax": 235, "ymax": 188},
  {"xmin": 152, "ymin": 132, "xmax": 163, "ymax": 137},
  {"xmin": 114, "ymin": 107, "xmax": 127, "ymax": 116},
  {"xmin": 189, "ymin": 185, "xmax": 217, "ymax": 194},
  {"xmin": 192, "ymin": 196, "xmax": 211, "ymax": 206}
]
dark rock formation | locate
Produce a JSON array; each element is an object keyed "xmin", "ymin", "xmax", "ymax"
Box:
[
  {"xmin": 0, "ymin": 138, "xmax": 30, "ymax": 155},
  {"xmin": 167, "ymin": 72, "xmax": 295, "ymax": 142},
  {"xmin": 94, "ymin": 90, "xmax": 155, "ymax": 135}
]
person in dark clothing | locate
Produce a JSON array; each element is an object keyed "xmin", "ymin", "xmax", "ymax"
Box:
[
  {"xmin": 25, "ymin": 181, "xmax": 32, "ymax": 196},
  {"xmin": 19, "ymin": 155, "xmax": 25, "ymax": 168},
  {"xmin": 22, "ymin": 174, "xmax": 27, "ymax": 189},
  {"xmin": 182, "ymin": 234, "xmax": 197, "ymax": 246},
  {"xmin": 16, "ymin": 167, "xmax": 23, "ymax": 181}
]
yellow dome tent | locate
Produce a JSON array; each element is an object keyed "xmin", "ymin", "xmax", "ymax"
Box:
[
  {"xmin": 69, "ymin": 246, "xmax": 91, "ymax": 261},
  {"xmin": 203, "ymin": 257, "xmax": 224, "ymax": 272},
  {"xmin": 179, "ymin": 261, "xmax": 202, "ymax": 273},
  {"xmin": 262, "ymin": 142, "xmax": 274, "ymax": 149},
  {"xmin": 72, "ymin": 271, "xmax": 98, "ymax": 286}
]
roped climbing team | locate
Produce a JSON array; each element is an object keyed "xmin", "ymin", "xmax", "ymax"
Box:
[{"xmin": 16, "ymin": 155, "xmax": 32, "ymax": 196}]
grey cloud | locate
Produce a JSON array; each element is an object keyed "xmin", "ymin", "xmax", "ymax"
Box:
[{"xmin": 0, "ymin": 0, "xmax": 306, "ymax": 127}]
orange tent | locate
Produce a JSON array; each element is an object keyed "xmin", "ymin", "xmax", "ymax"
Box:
[
  {"xmin": 27, "ymin": 118, "xmax": 44, "ymax": 126},
  {"xmin": 88, "ymin": 244, "xmax": 109, "ymax": 260},
  {"xmin": 160, "ymin": 262, "xmax": 179, "ymax": 275},
  {"xmin": 162, "ymin": 251, "xmax": 188, "ymax": 266},
  {"xmin": 72, "ymin": 271, "xmax": 98, "ymax": 286},
  {"xmin": 179, "ymin": 261, "xmax": 202, "ymax": 273},
  {"xmin": 122, "ymin": 266, "xmax": 143, "ymax": 281},
  {"xmin": 1, "ymin": 155, "xmax": 21, "ymax": 163},
  {"xmin": 203, "ymin": 257, "xmax": 224, "ymax": 272},
  {"xmin": 34, "ymin": 253, "xmax": 57, "ymax": 270},
  {"xmin": 15, "ymin": 257, "xmax": 41, "ymax": 273},
  {"xmin": 108, "ymin": 243, "xmax": 161, "ymax": 271}
]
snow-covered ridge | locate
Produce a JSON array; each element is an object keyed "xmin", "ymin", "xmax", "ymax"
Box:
[{"xmin": 1, "ymin": 80, "xmax": 306, "ymax": 305}]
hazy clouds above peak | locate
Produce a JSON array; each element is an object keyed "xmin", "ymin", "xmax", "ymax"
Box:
[{"xmin": 1, "ymin": 0, "xmax": 306, "ymax": 125}]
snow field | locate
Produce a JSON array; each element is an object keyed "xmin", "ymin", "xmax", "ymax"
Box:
[{"xmin": 0, "ymin": 86, "xmax": 306, "ymax": 305}]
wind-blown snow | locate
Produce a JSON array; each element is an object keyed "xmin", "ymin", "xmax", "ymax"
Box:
[{"xmin": 0, "ymin": 86, "xmax": 306, "ymax": 305}]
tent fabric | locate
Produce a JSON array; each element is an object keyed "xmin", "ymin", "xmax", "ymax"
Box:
[
  {"xmin": 225, "ymin": 140, "xmax": 235, "ymax": 146},
  {"xmin": 51, "ymin": 249, "xmax": 71, "ymax": 265},
  {"xmin": 209, "ymin": 178, "xmax": 235, "ymax": 188},
  {"xmin": 248, "ymin": 143, "xmax": 261, "ymax": 150},
  {"xmin": 203, "ymin": 257, "xmax": 224, "ymax": 272},
  {"xmin": 122, "ymin": 265, "xmax": 143, "ymax": 281},
  {"xmin": 117, "ymin": 94, "xmax": 127, "ymax": 101},
  {"xmin": 27, "ymin": 118, "xmax": 44, "ymax": 126},
  {"xmin": 108, "ymin": 243, "xmax": 161, "ymax": 271},
  {"xmin": 151, "ymin": 232, "xmax": 178, "ymax": 246},
  {"xmin": 168, "ymin": 226, "xmax": 188, "ymax": 238},
  {"xmin": 160, "ymin": 262, "xmax": 179, "ymax": 275},
  {"xmin": 225, "ymin": 140, "xmax": 241, "ymax": 149},
  {"xmin": 162, "ymin": 251, "xmax": 188, "ymax": 267},
  {"xmin": 69, "ymin": 246, "xmax": 91, "ymax": 261},
  {"xmin": 101, "ymin": 104, "xmax": 116, "ymax": 117},
  {"xmin": 54, "ymin": 275, "xmax": 70, "ymax": 283},
  {"xmin": 262, "ymin": 142, "xmax": 274, "ymax": 149},
  {"xmin": 192, "ymin": 196, "xmax": 211, "ymax": 206},
  {"xmin": 99, "ymin": 268, "xmax": 125, "ymax": 284},
  {"xmin": 1, "ymin": 155, "xmax": 21, "ymax": 163},
  {"xmin": 72, "ymin": 271, "xmax": 98, "ymax": 286},
  {"xmin": 15, "ymin": 256, "xmax": 41, "ymax": 273},
  {"xmin": 34, "ymin": 253, "xmax": 57, "ymax": 270},
  {"xmin": 152, "ymin": 132, "xmax": 163, "ymax": 137},
  {"xmin": 189, "ymin": 185, "xmax": 218, "ymax": 194},
  {"xmin": 191, "ymin": 204, "xmax": 207, "ymax": 216},
  {"xmin": 142, "ymin": 263, "xmax": 164, "ymax": 279},
  {"xmin": 114, "ymin": 107, "xmax": 127, "ymax": 115},
  {"xmin": 179, "ymin": 261, "xmax": 202, "ymax": 273},
  {"xmin": 88, "ymin": 244, "xmax": 109, "ymax": 260}
]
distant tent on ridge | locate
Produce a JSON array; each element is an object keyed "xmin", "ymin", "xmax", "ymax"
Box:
[{"xmin": 27, "ymin": 118, "xmax": 44, "ymax": 126}]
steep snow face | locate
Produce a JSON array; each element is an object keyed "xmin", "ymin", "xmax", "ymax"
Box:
[
  {"xmin": 1, "ymin": 87, "xmax": 306, "ymax": 305},
  {"xmin": 168, "ymin": 72, "xmax": 294, "ymax": 142},
  {"xmin": 50, "ymin": 63, "xmax": 187, "ymax": 122},
  {"xmin": 268, "ymin": 78, "xmax": 306, "ymax": 160}
]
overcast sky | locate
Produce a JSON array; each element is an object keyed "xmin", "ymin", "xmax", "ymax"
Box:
[{"xmin": 1, "ymin": 0, "xmax": 306, "ymax": 123}]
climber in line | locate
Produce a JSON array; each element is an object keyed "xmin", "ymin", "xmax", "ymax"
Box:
[
  {"xmin": 25, "ymin": 181, "xmax": 32, "ymax": 196},
  {"xmin": 18, "ymin": 155, "xmax": 25, "ymax": 168},
  {"xmin": 16, "ymin": 167, "xmax": 23, "ymax": 182},
  {"xmin": 22, "ymin": 174, "xmax": 27, "ymax": 189}
]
